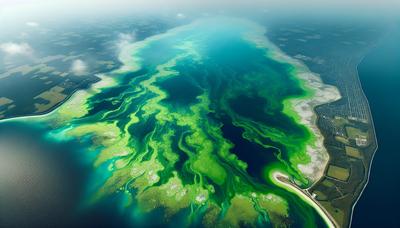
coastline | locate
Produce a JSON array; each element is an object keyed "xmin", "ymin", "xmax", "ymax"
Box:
[
  {"xmin": 243, "ymin": 21, "xmax": 342, "ymax": 183},
  {"xmin": 0, "ymin": 76, "xmax": 100, "ymax": 122},
  {"xmin": 347, "ymin": 47, "xmax": 379, "ymax": 228},
  {"xmin": 271, "ymin": 171, "xmax": 338, "ymax": 228},
  {"xmin": 0, "ymin": 19, "xmax": 194, "ymax": 124},
  {"xmin": 288, "ymin": 67, "xmax": 341, "ymax": 182},
  {"xmin": 302, "ymin": 35, "xmax": 382, "ymax": 228},
  {"xmin": 349, "ymin": 24, "xmax": 400, "ymax": 227},
  {"xmin": 0, "ymin": 74, "xmax": 117, "ymax": 124}
]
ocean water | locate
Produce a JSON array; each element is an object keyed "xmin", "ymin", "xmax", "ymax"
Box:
[{"xmin": 352, "ymin": 22, "xmax": 400, "ymax": 228}]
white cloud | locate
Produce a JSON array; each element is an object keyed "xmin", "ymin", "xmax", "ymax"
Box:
[
  {"xmin": 117, "ymin": 32, "xmax": 136, "ymax": 49},
  {"xmin": 118, "ymin": 32, "xmax": 135, "ymax": 42},
  {"xmin": 70, "ymin": 59, "xmax": 87, "ymax": 75},
  {"xmin": 26, "ymin": 21, "xmax": 39, "ymax": 27},
  {"xmin": 0, "ymin": 42, "xmax": 33, "ymax": 56}
]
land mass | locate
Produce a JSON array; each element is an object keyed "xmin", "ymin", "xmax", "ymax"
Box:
[{"xmin": 267, "ymin": 18, "xmax": 381, "ymax": 227}]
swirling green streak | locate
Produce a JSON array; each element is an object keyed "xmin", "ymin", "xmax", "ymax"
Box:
[{"xmin": 14, "ymin": 17, "xmax": 329, "ymax": 227}]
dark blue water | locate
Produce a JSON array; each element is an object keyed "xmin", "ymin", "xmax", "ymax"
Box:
[
  {"xmin": 0, "ymin": 122, "xmax": 132, "ymax": 227},
  {"xmin": 352, "ymin": 23, "xmax": 400, "ymax": 228}
]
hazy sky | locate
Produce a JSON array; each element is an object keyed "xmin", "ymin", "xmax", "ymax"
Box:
[
  {"xmin": 1, "ymin": 0, "xmax": 399, "ymax": 24},
  {"xmin": 2, "ymin": 0, "xmax": 399, "ymax": 12}
]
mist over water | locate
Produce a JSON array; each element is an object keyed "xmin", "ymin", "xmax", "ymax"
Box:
[{"xmin": 1, "ymin": 0, "xmax": 399, "ymax": 27}]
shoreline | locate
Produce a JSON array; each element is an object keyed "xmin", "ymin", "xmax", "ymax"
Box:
[
  {"xmin": 301, "ymin": 35, "xmax": 381, "ymax": 228},
  {"xmin": 0, "ymin": 76, "xmax": 100, "ymax": 123},
  {"xmin": 0, "ymin": 19, "xmax": 192, "ymax": 124},
  {"xmin": 289, "ymin": 67, "xmax": 341, "ymax": 182},
  {"xmin": 271, "ymin": 171, "xmax": 338, "ymax": 228},
  {"xmin": 346, "ymin": 45, "xmax": 379, "ymax": 228},
  {"xmin": 243, "ymin": 21, "xmax": 342, "ymax": 183},
  {"xmin": 0, "ymin": 74, "xmax": 116, "ymax": 124}
]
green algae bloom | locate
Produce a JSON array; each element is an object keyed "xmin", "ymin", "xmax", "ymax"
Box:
[{"xmin": 5, "ymin": 17, "xmax": 337, "ymax": 227}]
